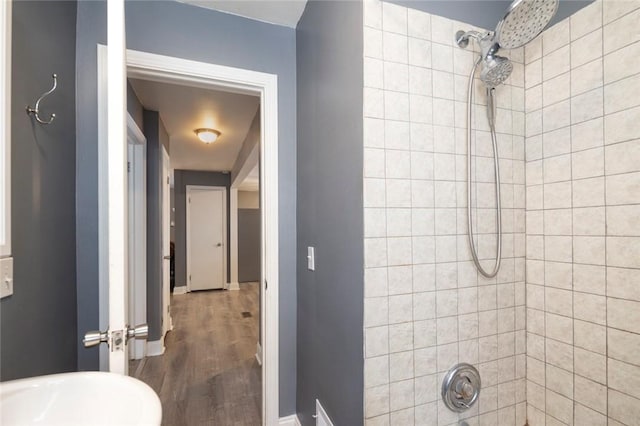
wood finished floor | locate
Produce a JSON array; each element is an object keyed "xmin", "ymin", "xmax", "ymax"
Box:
[{"xmin": 130, "ymin": 283, "xmax": 261, "ymax": 426}]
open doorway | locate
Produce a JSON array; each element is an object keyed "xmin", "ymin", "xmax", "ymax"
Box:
[
  {"xmin": 125, "ymin": 72, "xmax": 263, "ymax": 424},
  {"xmin": 97, "ymin": 45, "xmax": 279, "ymax": 425}
]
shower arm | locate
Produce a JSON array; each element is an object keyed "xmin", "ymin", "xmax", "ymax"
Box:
[
  {"xmin": 455, "ymin": 30, "xmax": 493, "ymax": 49},
  {"xmin": 456, "ymin": 30, "xmax": 502, "ymax": 63}
]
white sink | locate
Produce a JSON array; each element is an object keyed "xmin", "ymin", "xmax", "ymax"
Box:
[{"xmin": 0, "ymin": 371, "xmax": 162, "ymax": 425}]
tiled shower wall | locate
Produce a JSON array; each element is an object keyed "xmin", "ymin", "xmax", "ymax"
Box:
[
  {"xmin": 524, "ymin": 1, "xmax": 640, "ymax": 425},
  {"xmin": 362, "ymin": 1, "xmax": 527, "ymax": 424}
]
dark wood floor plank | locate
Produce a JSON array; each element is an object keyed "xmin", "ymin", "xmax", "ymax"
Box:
[{"xmin": 129, "ymin": 283, "xmax": 261, "ymax": 426}]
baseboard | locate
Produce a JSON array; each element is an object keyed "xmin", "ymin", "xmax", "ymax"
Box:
[
  {"xmin": 278, "ymin": 414, "xmax": 301, "ymax": 426},
  {"xmin": 146, "ymin": 339, "xmax": 165, "ymax": 357},
  {"xmin": 173, "ymin": 286, "xmax": 187, "ymax": 295},
  {"xmin": 316, "ymin": 399, "xmax": 335, "ymax": 426},
  {"xmin": 255, "ymin": 342, "xmax": 263, "ymax": 366},
  {"xmin": 228, "ymin": 281, "xmax": 240, "ymax": 291}
]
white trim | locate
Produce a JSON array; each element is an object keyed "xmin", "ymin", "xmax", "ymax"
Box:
[
  {"xmin": 127, "ymin": 114, "xmax": 147, "ymax": 361},
  {"xmin": 107, "ymin": 0, "xmax": 128, "ymax": 374},
  {"xmin": 255, "ymin": 342, "xmax": 263, "ymax": 366},
  {"xmin": 0, "ymin": 0, "xmax": 11, "ymax": 258},
  {"xmin": 186, "ymin": 185, "xmax": 227, "ymax": 292},
  {"xmin": 230, "ymin": 188, "xmax": 238, "ymax": 290},
  {"xmin": 101, "ymin": 47, "xmax": 279, "ymax": 424},
  {"xmin": 278, "ymin": 415, "xmax": 301, "ymax": 426},
  {"xmin": 173, "ymin": 286, "xmax": 187, "ymax": 295},
  {"xmin": 126, "ymin": 114, "xmax": 146, "ymax": 146},
  {"xmin": 228, "ymin": 282, "xmax": 240, "ymax": 291},
  {"xmin": 315, "ymin": 400, "xmax": 335, "ymax": 426},
  {"xmin": 97, "ymin": 44, "xmax": 109, "ymax": 372},
  {"xmin": 146, "ymin": 339, "xmax": 165, "ymax": 357},
  {"xmin": 161, "ymin": 147, "xmax": 172, "ymax": 337}
]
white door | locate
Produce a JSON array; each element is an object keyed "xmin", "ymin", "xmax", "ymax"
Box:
[
  {"xmin": 161, "ymin": 148, "xmax": 172, "ymax": 335},
  {"xmin": 188, "ymin": 187, "xmax": 226, "ymax": 291},
  {"xmin": 107, "ymin": 0, "xmax": 130, "ymax": 374}
]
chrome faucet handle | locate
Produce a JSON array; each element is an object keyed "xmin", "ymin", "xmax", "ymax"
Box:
[{"xmin": 83, "ymin": 330, "xmax": 108, "ymax": 348}]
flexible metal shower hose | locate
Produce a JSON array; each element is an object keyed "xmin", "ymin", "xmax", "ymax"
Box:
[{"xmin": 466, "ymin": 57, "xmax": 502, "ymax": 278}]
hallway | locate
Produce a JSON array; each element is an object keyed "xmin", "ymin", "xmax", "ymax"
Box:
[{"xmin": 130, "ymin": 283, "xmax": 261, "ymax": 425}]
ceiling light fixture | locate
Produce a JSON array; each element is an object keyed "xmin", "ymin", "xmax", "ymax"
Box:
[{"xmin": 194, "ymin": 128, "xmax": 221, "ymax": 144}]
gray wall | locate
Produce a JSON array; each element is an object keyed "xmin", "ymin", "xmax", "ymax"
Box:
[
  {"xmin": 125, "ymin": 2, "xmax": 297, "ymax": 414},
  {"xmin": 296, "ymin": 1, "xmax": 364, "ymax": 425},
  {"xmin": 127, "ymin": 80, "xmax": 144, "ymax": 130},
  {"xmin": 1, "ymin": 0, "xmax": 77, "ymax": 381},
  {"xmin": 231, "ymin": 109, "xmax": 260, "ymax": 184},
  {"xmin": 389, "ymin": 0, "xmax": 593, "ymax": 31},
  {"xmin": 75, "ymin": 0, "xmax": 105, "ymax": 371},
  {"xmin": 143, "ymin": 110, "xmax": 169, "ymax": 341},
  {"xmin": 238, "ymin": 209, "xmax": 260, "ymax": 283},
  {"xmin": 174, "ymin": 170, "xmax": 231, "ymax": 288}
]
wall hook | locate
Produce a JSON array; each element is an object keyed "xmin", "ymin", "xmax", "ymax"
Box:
[{"xmin": 26, "ymin": 73, "xmax": 57, "ymax": 125}]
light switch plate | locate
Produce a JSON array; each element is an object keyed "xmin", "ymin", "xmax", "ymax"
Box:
[
  {"xmin": 0, "ymin": 257, "xmax": 13, "ymax": 298},
  {"xmin": 307, "ymin": 247, "xmax": 315, "ymax": 271}
]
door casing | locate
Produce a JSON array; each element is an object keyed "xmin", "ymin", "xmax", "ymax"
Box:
[{"xmin": 97, "ymin": 41, "xmax": 280, "ymax": 424}]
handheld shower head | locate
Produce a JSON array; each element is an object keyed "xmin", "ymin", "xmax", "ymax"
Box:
[{"xmin": 480, "ymin": 55, "xmax": 513, "ymax": 88}]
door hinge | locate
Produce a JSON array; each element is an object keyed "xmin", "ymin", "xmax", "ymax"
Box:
[
  {"xmin": 127, "ymin": 162, "xmax": 131, "ymax": 173},
  {"xmin": 265, "ymin": 280, "xmax": 268, "ymax": 290},
  {"xmin": 167, "ymin": 176, "xmax": 170, "ymax": 184},
  {"xmin": 189, "ymin": 274, "xmax": 191, "ymax": 281}
]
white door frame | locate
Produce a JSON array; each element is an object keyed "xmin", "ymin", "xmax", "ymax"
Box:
[
  {"xmin": 127, "ymin": 114, "xmax": 147, "ymax": 360},
  {"xmin": 186, "ymin": 185, "xmax": 227, "ymax": 292},
  {"xmin": 98, "ymin": 43, "xmax": 279, "ymax": 424},
  {"xmin": 161, "ymin": 147, "xmax": 172, "ymax": 337}
]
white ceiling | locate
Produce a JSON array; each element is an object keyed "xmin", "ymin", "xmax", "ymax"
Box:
[
  {"xmin": 129, "ymin": 78, "xmax": 260, "ymax": 172},
  {"xmin": 179, "ymin": 0, "xmax": 307, "ymax": 28}
]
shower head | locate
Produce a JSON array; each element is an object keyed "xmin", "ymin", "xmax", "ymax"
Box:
[
  {"xmin": 495, "ymin": 0, "xmax": 559, "ymax": 49},
  {"xmin": 480, "ymin": 55, "xmax": 514, "ymax": 88}
]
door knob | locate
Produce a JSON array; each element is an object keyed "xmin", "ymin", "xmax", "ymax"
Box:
[
  {"xmin": 126, "ymin": 323, "xmax": 149, "ymax": 342},
  {"xmin": 163, "ymin": 255, "xmax": 171, "ymax": 260},
  {"xmin": 83, "ymin": 330, "xmax": 108, "ymax": 348},
  {"xmin": 216, "ymin": 243, "xmax": 222, "ymax": 247}
]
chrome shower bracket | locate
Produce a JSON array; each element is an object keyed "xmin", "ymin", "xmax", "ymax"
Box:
[
  {"xmin": 26, "ymin": 73, "xmax": 57, "ymax": 125},
  {"xmin": 455, "ymin": 30, "xmax": 492, "ymax": 49}
]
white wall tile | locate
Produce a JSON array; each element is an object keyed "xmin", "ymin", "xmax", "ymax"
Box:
[
  {"xmin": 543, "ymin": 45, "xmax": 571, "ymax": 80},
  {"xmin": 573, "ymin": 176, "xmax": 605, "ymax": 207},
  {"xmin": 407, "ymin": 8, "xmax": 430, "ymax": 40},
  {"xmin": 605, "ymin": 139, "xmax": 640, "ymax": 175},
  {"xmin": 571, "ymin": 59, "xmax": 604, "ymax": 97},
  {"xmin": 604, "ymin": 105, "xmax": 640, "ymax": 145},
  {"xmin": 382, "ymin": 2, "xmax": 407, "ymax": 35},
  {"xmin": 574, "ymin": 319, "xmax": 606, "ymax": 354},
  {"xmin": 606, "ymin": 171, "xmax": 640, "ymax": 205},
  {"xmin": 604, "ymin": 73, "xmax": 640, "ymax": 114},
  {"xmin": 604, "ymin": 40, "xmax": 640, "ymax": 84},
  {"xmin": 572, "ymin": 147, "xmax": 604, "ymax": 179},
  {"xmin": 571, "ymin": 88, "xmax": 603, "ymax": 124},
  {"xmin": 571, "ymin": 29, "xmax": 603, "ymax": 69},
  {"xmin": 603, "ymin": 7, "xmax": 640, "ymax": 54},
  {"xmin": 571, "ymin": 1, "xmax": 602, "ymax": 41},
  {"xmin": 543, "ymin": 20, "xmax": 570, "ymax": 55},
  {"xmin": 365, "ymin": 27, "xmax": 384, "ymax": 59},
  {"xmin": 571, "ymin": 117, "xmax": 604, "ymax": 152},
  {"xmin": 608, "ymin": 389, "xmax": 640, "ymax": 425}
]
